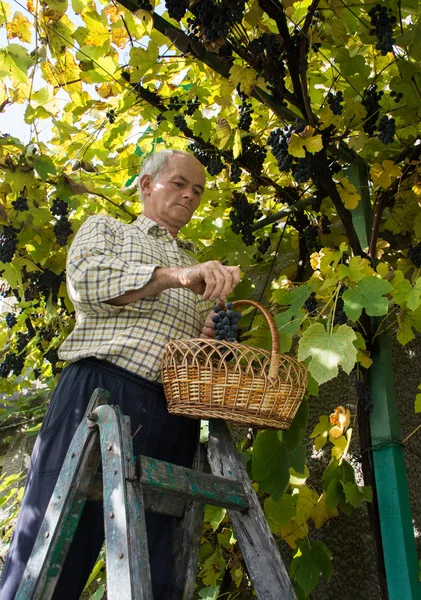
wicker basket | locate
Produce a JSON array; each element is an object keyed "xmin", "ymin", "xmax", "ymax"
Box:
[{"xmin": 161, "ymin": 300, "xmax": 307, "ymax": 429}]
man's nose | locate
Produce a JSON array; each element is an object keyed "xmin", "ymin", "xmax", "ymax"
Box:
[{"xmin": 182, "ymin": 188, "xmax": 195, "ymax": 201}]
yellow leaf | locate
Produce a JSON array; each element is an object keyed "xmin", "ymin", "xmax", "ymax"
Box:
[
  {"xmin": 111, "ymin": 27, "xmax": 128, "ymax": 49},
  {"xmin": 288, "ymin": 132, "xmax": 323, "ymax": 158},
  {"xmin": 229, "ymin": 64, "xmax": 257, "ymax": 96},
  {"xmin": 233, "ymin": 128, "xmax": 242, "ymax": 159},
  {"xmin": 103, "ymin": 3, "xmax": 122, "ymax": 23},
  {"xmin": 377, "ymin": 262, "xmax": 389, "ymax": 278},
  {"xmin": 81, "ymin": 11, "xmax": 109, "ymax": 46},
  {"xmin": 336, "ymin": 176, "xmax": 361, "ymax": 209},
  {"xmin": 358, "ymin": 349, "xmax": 373, "ymax": 369},
  {"xmin": 311, "ymin": 493, "xmax": 338, "ymax": 528},
  {"xmin": 244, "ymin": 0, "xmax": 264, "ymax": 25},
  {"xmin": 6, "ymin": 11, "xmax": 32, "ymax": 43},
  {"xmin": 0, "ymin": 2, "xmax": 11, "ymax": 27},
  {"xmin": 329, "ymin": 406, "xmax": 351, "ymax": 438},
  {"xmin": 370, "ymin": 160, "xmax": 401, "ymax": 189}
]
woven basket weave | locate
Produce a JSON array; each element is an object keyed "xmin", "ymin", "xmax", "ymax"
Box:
[{"xmin": 162, "ymin": 300, "xmax": 307, "ymax": 429}]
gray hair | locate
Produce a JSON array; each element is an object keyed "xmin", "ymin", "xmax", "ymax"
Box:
[{"xmin": 138, "ymin": 149, "xmax": 196, "ymax": 201}]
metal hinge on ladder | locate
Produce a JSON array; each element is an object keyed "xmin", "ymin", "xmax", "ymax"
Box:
[{"xmin": 16, "ymin": 388, "xmax": 297, "ymax": 600}]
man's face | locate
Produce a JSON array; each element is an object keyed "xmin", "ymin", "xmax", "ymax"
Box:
[{"xmin": 141, "ymin": 154, "xmax": 206, "ymax": 232}]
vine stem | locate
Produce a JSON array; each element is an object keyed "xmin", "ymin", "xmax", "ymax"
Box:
[{"xmin": 402, "ymin": 424, "xmax": 421, "ymax": 445}]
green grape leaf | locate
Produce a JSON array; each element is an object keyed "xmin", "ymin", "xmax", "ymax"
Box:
[
  {"xmin": 310, "ymin": 415, "xmax": 331, "ymax": 450},
  {"xmin": 252, "ymin": 430, "xmax": 290, "ymax": 500},
  {"xmin": 290, "ymin": 540, "xmax": 333, "ymax": 595},
  {"xmin": 264, "ymin": 494, "xmax": 297, "ymax": 532},
  {"xmin": 397, "ymin": 306, "xmax": 421, "ymax": 345},
  {"xmin": 342, "ymin": 277, "xmax": 392, "ymax": 321},
  {"xmin": 282, "ymin": 398, "xmax": 309, "ymax": 452},
  {"xmin": 394, "ymin": 278, "xmax": 421, "ymax": 311},
  {"xmin": 204, "ymin": 505, "xmax": 226, "ymax": 531},
  {"xmin": 297, "ymin": 323, "xmax": 357, "ymax": 385}
]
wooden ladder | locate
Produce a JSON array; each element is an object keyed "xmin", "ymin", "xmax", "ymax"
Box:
[{"xmin": 15, "ymin": 388, "xmax": 296, "ymax": 600}]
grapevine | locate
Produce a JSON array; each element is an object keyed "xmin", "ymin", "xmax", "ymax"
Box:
[{"xmin": 0, "ymin": 226, "xmax": 18, "ymax": 263}]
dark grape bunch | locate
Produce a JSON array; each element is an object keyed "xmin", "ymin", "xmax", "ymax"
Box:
[
  {"xmin": 239, "ymin": 136, "xmax": 267, "ymax": 176},
  {"xmin": 106, "ymin": 109, "xmax": 116, "ymax": 124},
  {"xmin": 229, "ymin": 162, "xmax": 242, "ymax": 183},
  {"xmin": 136, "ymin": 0, "xmax": 152, "ymax": 10},
  {"xmin": 377, "ymin": 115, "xmax": 396, "ymax": 144},
  {"xmin": 319, "ymin": 215, "xmax": 331, "ymax": 235},
  {"xmin": 408, "ymin": 243, "xmax": 421, "ymax": 268},
  {"xmin": 0, "ymin": 226, "xmax": 18, "ymax": 263},
  {"xmin": 165, "ymin": 0, "xmax": 187, "ymax": 21},
  {"xmin": 292, "ymin": 155, "xmax": 315, "ymax": 184},
  {"xmin": 327, "ymin": 91, "xmax": 344, "ymax": 115},
  {"xmin": 390, "ymin": 90, "xmax": 404, "ymax": 104},
  {"xmin": 188, "ymin": 0, "xmax": 246, "ymax": 43},
  {"xmin": 12, "ymin": 193, "xmax": 28, "ymax": 212},
  {"xmin": 185, "ymin": 96, "xmax": 200, "ymax": 116},
  {"xmin": 362, "ymin": 85, "xmax": 384, "ymax": 135},
  {"xmin": 168, "ymin": 95, "xmax": 185, "ymax": 111},
  {"xmin": 303, "ymin": 225, "xmax": 319, "ymax": 252},
  {"xmin": 253, "ymin": 234, "xmax": 271, "ymax": 262},
  {"xmin": 355, "ymin": 379, "xmax": 373, "ymax": 411},
  {"xmin": 188, "ymin": 143, "xmax": 224, "ymax": 176},
  {"xmin": 229, "ymin": 192, "xmax": 262, "ymax": 246},
  {"xmin": 17, "ymin": 331, "xmax": 32, "ymax": 353},
  {"xmin": 238, "ymin": 95, "xmax": 253, "ymax": 132},
  {"xmin": 268, "ymin": 128, "xmax": 293, "ymax": 172},
  {"xmin": 51, "ymin": 197, "xmax": 68, "ymax": 217},
  {"xmin": 5, "ymin": 313, "xmax": 17, "ymax": 328},
  {"xmin": 212, "ymin": 302, "xmax": 241, "ymax": 342},
  {"xmin": 329, "ymin": 161, "xmax": 342, "ymax": 175},
  {"xmin": 0, "ymin": 352, "xmax": 25, "ymax": 378},
  {"xmin": 333, "ymin": 285, "xmax": 348, "ymax": 326},
  {"xmin": 45, "ymin": 348, "xmax": 59, "ymax": 365},
  {"xmin": 368, "ymin": 4, "xmax": 396, "ymax": 56},
  {"xmin": 174, "ymin": 115, "xmax": 188, "ymax": 130},
  {"xmin": 54, "ymin": 216, "xmax": 73, "ymax": 246},
  {"xmin": 304, "ymin": 292, "xmax": 317, "ymax": 315}
]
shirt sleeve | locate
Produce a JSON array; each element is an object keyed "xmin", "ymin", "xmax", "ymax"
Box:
[{"xmin": 66, "ymin": 216, "xmax": 160, "ymax": 314}]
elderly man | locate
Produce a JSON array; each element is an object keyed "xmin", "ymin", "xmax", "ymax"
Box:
[{"xmin": 0, "ymin": 149, "xmax": 241, "ymax": 599}]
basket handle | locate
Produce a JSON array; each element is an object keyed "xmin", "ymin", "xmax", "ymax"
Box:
[{"xmin": 231, "ymin": 300, "xmax": 280, "ymax": 383}]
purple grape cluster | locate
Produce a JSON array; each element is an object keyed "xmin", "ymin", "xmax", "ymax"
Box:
[{"xmin": 212, "ymin": 302, "xmax": 241, "ymax": 342}]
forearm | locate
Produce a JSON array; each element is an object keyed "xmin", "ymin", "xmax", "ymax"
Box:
[{"xmin": 106, "ymin": 266, "xmax": 181, "ymax": 306}]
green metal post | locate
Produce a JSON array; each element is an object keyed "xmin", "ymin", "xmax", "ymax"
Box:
[{"xmin": 347, "ymin": 159, "xmax": 421, "ymax": 599}]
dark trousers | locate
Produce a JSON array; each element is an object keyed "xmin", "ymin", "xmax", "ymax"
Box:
[{"xmin": 0, "ymin": 358, "xmax": 199, "ymax": 600}]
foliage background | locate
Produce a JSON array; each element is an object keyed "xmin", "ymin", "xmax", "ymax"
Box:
[{"xmin": 1, "ymin": 0, "xmax": 421, "ymax": 597}]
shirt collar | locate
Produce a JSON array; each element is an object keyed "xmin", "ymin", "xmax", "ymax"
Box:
[{"xmin": 134, "ymin": 215, "xmax": 195, "ymax": 252}]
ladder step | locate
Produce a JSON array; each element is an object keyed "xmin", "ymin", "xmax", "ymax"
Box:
[{"xmin": 88, "ymin": 455, "xmax": 249, "ymax": 513}]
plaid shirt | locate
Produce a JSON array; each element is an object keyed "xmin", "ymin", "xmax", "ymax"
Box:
[{"xmin": 59, "ymin": 214, "xmax": 213, "ymax": 382}]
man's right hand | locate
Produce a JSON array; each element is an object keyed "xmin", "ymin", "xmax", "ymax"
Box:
[{"xmin": 176, "ymin": 261, "xmax": 241, "ymax": 301}]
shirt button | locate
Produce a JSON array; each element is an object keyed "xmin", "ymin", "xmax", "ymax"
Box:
[{"xmin": 145, "ymin": 371, "xmax": 151, "ymax": 377}]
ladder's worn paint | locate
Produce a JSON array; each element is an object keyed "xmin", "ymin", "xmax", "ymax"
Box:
[{"xmin": 16, "ymin": 388, "xmax": 297, "ymax": 599}]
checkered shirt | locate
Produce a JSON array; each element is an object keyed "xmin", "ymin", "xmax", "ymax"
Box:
[{"xmin": 59, "ymin": 214, "xmax": 213, "ymax": 382}]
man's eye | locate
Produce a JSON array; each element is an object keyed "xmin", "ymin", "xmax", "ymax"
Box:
[{"xmin": 174, "ymin": 181, "xmax": 184, "ymax": 187}]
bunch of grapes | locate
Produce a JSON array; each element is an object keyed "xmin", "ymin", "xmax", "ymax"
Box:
[
  {"xmin": 368, "ymin": 4, "xmax": 396, "ymax": 55},
  {"xmin": 238, "ymin": 95, "xmax": 253, "ymax": 132},
  {"xmin": 0, "ymin": 352, "xmax": 25, "ymax": 378},
  {"xmin": 188, "ymin": 143, "xmax": 211, "ymax": 168},
  {"xmin": 207, "ymin": 155, "xmax": 225, "ymax": 176},
  {"xmin": 0, "ymin": 226, "xmax": 18, "ymax": 263},
  {"xmin": 303, "ymin": 225, "xmax": 319, "ymax": 252},
  {"xmin": 327, "ymin": 91, "xmax": 344, "ymax": 115},
  {"xmin": 390, "ymin": 90, "xmax": 404, "ymax": 104},
  {"xmin": 165, "ymin": 0, "xmax": 188, "ymax": 21},
  {"xmin": 304, "ymin": 292, "xmax": 317, "ymax": 315},
  {"xmin": 54, "ymin": 217, "xmax": 73, "ymax": 246},
  {"xmin": 268, "ymin": 128, "xmax": 294, "ymax": 172},
  {"xmin": 106, "ymin": 109, "xmax": 116, "ymax": 124},
  {"xmin": 174, "ymin": 115, "xmax": 188, "ymax": 130},
  {"xmin": 333, "ymin": 286, "xmax": 348, "ymax": 326},
  {"xmin": 212, "ymin": 302, "xmax": 241, "ymax": 342},
  {"xmin": 51, "ymin": 197, "xmax": 69, "ymax": 217},
  {"xmin": 355, "ymin": 379, "xmax": 373, "ymax": 411},
  {"xmin": 229, "ymin": 162, "xmax": 242, "ymax": 183},
  {"xmin": 229, "ymin": 192, "xmax": 262, "ymax": 246},
  {"xmin": 5, "ymin": 313, "xmax": 17, "ymax": 328},
  {"xmin": 292, "ymin": 155, "xmax": 316, "ymax": 183},
  {"xmin": 17, "ymin": 331, "xmax": 32, "ymax": 353},
  {"xmin": 408, "ymin": 243, "xmax": 421, "ymax": 267},
  {"xmin": 329, "ymin": 161, "xmax": 342, "ymax": 175},
  {"xmin": 168, "ymin": 96, "xmax": 185, "ymax": 111},
  {"xmin": 240, "ymin": 136, "xmax": 267, "ymax": 176},
  {"xmin": 137, "ymin": 0, "xmax": 152, "ymax": 10},
  {"xmin": 362, "ymin": 85, "xmax": 384, "ymax": 135},
  {"xmin": 248, "ymin": 33, "xmax": 285, "ymax": 74},
  {"xmin": 45, "ymin": 348, "xmax": 59, "ymax": 365},
  {"xmin": 12, "ymin": 193, "xmax": 28, "ymax": 212},
  {"xmin": 189, "ymin": 0, "xmax": 246, "ymax": 44},
  {"xmin": 377, "ymin": 115, "xmax": 396, "ymax": 144},
  {"xmin": 30, "ymin": 269, "xmax": 65, "ymax": 303},
  {"xmin": 185, "ymin": 96, "xmax": 200, "ymax": 116},
  {"xmin": 319, "ymin": 215, "xmax": 331, "ymax": 234},
  {"xmin": 253, "ymin": 234, "xmax": 271, "ymax": 262}
]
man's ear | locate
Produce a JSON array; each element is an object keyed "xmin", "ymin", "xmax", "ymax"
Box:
[{"xmin": 139, "ymin": 174, "xmax": 152, "ymax": 198}]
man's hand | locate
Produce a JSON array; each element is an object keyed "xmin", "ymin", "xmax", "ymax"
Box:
[{"xmin": 176, "ymin": 261, "xmax": 241, "ymax": 301}]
